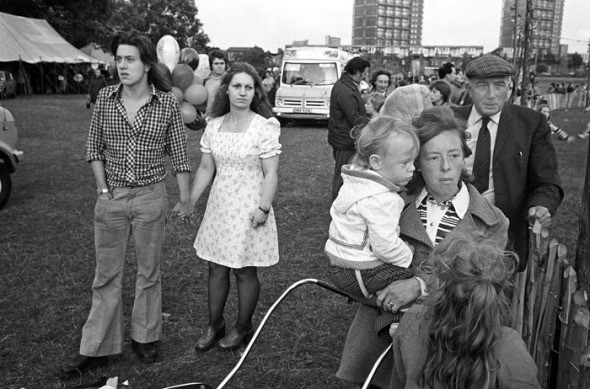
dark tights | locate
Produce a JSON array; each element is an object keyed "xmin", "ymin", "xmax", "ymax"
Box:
[{"xmin": 207, "ymin": 262, "xmax": 259, "ymax": 332}]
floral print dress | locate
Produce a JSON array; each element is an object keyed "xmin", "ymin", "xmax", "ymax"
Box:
[{"xmin": 194, "ymin": 114, "xmax": 281, "ymax": 268}]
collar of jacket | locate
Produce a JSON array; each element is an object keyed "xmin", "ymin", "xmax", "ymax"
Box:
[{"xmin": 400, "ymin": 183, "xmax": 504, "ymax": 247}]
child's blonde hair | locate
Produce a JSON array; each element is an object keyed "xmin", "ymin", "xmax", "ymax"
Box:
[
  {"xmin": 351, "ymin": 116, "xmax": 419, "ymax": 169},
  {"xmin": 365, "ymin": 92, "xmax": 386, "ymax": 114}
]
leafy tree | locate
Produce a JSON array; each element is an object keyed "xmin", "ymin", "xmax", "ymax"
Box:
[
  {"xmin": 0, "ymin": 0, "xmax": 112, "ymax": 48},
  {"xmin": 569, "ymin": 52, "xmax": 584, "ymax": 70},
  {"xmin": 0, "ymin": 0, "xmax": 209, "ymax": 51},
  {"xmin": 536, "ymin": 63, "xmax": 549, "ymax": 74},
  {"xmin": 109, "ymin": 0, "xmax": 209, "ymax": 51}
]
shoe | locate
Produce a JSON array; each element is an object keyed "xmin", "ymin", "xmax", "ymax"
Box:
[
  {"xmin": 195, "ymin": 321, "xmax": 226, "ymax": 352},
  {"xmin": 578, "ymin": 132, "xmax": 589, "ymax": 140},
  {"xmin": 218, "ymin": 325, "xmax": 254, "ymax": 351},
  {"xmin": 58, "ymin": 355, "xmax": 108, "ymax": 379},
  {"xmin": 131, "ymin": 340, "xmax": 158, "ymax": 363}
]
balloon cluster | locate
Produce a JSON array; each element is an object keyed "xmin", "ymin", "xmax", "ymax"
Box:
[{"xmin": 156, "ymin": 35, "xmax": 208, "ymax": 129}]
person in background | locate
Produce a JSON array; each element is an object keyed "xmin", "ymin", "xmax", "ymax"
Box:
[
  {"xmin": 428, "ymin": 80, "xmax": 452, "ymax": 107},
  {"xmin": 204, "ymin": 49, "xmax": 228, "ymax": 117},
  {"xmin": 60, "ymin": 31, "xmax": 192, "ymax": 378},
  {"xmin": 364, "ymin": 92, "xmax": 386, "ymax": 118},
  {"xmin": 454, "ymin": 55, "xmax": 563, "ymax": 272},
  {"xmin": 328, "ymin": 57, "xmax": 370, "ymax": 200},
  {"xmin": 390, "ymin": 234, "xmax": 539, "ymax": 389},
  {"xmin": 437, "ymin": 62, "xmax": 461, "ymax": 104},
  {"xmin": 379, "ymin": 84, "xmax": 432, "ymax": 124},
  {"xmin": 537, "ymin": 105, "xmax": 577, "ymax": 142},
  {"xmin": 262, "ymin": 70, "xmax": 276, "ymax": 106},
  {"xmin": 86, "ymin": 67, "xmax": 108, "ymax": 109},
  {"xmin": 369, "ymin": 70, "xmax": 392, "ymax": 97},
  {"xmin": 183, "ymin": 62, "xmax": 281, "ymax": 353}
]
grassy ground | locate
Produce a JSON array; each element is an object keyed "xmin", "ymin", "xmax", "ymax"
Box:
[{"xmin": 0, "ymin": 95, "xmax": 588, "ymax": 389}]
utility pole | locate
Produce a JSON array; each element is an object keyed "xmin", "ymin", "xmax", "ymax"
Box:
[
  {"xmin": 519, "ymin": 0, "xmax": 533, "ymax": 106},
  {"xmin": 586, "ymin": 39, "xmax": 590, "ymax": 107},
  {"xmin": 512, "ymin": 0, "xmax": 519, "ymax": 66}
]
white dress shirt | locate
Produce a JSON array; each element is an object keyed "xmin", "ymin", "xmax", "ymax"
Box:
[{"xmin": 464, "ymin": 108, "xmax": 502, "ymax": 205}]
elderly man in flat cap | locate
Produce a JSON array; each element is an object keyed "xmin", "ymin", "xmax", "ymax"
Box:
[{"xmin": 453, "ymin": 55, "xmax": 563, "ymax": 271}]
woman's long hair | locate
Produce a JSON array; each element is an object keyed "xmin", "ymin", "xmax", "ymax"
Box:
[
  {"xmin": 110, "ymin": 30, "xmax": 172, "ymax": 92},
  {"xmin": 420, "ymin": 233, "xmax": 517, "ymax": 389},
  {"xmin": 209, "ymin": 62, "xmax": 274, "ymax": 119}
]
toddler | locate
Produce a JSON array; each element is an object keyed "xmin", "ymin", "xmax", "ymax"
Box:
[
  {"xmin": 364, "ymin": 92, "xmax": 386, "ymax": 118},
  {"xmin": 325, "ymin": 116, "xmax": 418, "ymax": 306}
]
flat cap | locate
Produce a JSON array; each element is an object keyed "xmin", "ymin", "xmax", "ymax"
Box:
[{"xmin": 465, "ymin": 55, "xmax": 515, "ymax": 79}]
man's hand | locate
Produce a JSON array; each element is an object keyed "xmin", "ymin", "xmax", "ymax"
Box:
[
  {"xmin": 528, "ymin": 206, "xmax": 552, "ymax": 229},
  {"xmin": 376, "ymin": 278, "xmax": 421, "ymax": 313},
  {"xmin": 171, "ymin": 201, "xmax": 194, "ymax": 220}
]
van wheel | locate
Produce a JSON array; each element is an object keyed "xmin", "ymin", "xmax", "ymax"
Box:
[{"xmin": 0, "ymin": 164, "xmax": 12, "ymax": 209}]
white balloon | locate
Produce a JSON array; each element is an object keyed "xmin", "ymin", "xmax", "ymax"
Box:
[
  {"xmin": 194, "ymin": 54, "xmax": 211, "ymax": 81},
  {"xmin": 156, "ymin": 35, "xmax": 180, "ymax": 72}
]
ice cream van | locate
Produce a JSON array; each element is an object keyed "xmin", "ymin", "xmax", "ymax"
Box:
[{"xmin": 273, "ymin": 46, "xmax": 356, "ymax": 123}]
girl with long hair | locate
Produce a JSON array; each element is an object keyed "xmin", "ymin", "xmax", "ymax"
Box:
[
  {"xmin": 185, "ymin": 62, "xmax": 281, "ymax": 352},
  {"xmin": 391, "ymin": 234, "xmax": 539, "ymax": 389}
]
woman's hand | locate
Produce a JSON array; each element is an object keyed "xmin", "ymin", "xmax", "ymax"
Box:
[
  {"xmin": 171, "ymin": 201, "xmax": 194, "ymax": 220},
  {"xmin": 250, "ymin": 208, "xmax": 269, "ymax": 228},
  {"xmin": 376, "ymin": 278, "xmax": 421, "ymax": 313}
]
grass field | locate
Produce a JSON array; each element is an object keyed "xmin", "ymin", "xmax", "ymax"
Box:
[{"xmin": 0, "ymin": 95, "xmax": 588, "ymax": 389}]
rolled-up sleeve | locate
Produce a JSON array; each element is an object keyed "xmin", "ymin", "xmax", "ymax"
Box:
[
  {"xmin": 85, "ymin": 91, "xmax": 105, "ymax": 162},
  {"xmin": 165, "ymin": 99, "xmax": 191, "ymax": 174}
]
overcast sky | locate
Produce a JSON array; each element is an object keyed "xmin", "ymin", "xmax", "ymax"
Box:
[{"xmin": 195, "ymin": 0, "xmax": 590, "ymax": 54}]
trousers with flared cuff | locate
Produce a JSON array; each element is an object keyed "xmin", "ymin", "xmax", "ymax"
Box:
[{"xmin": 80, "ymin": 181, "xmax": 167, "ymax": 356}]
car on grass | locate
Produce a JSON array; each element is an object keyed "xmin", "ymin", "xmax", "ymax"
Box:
[
  {"xmin": 0, "ymin": 105, "xmax": 23, "ymax": 209},
  {"xmin": 0, "ymin": 70, "xmax": 17, "ymax": 99}
]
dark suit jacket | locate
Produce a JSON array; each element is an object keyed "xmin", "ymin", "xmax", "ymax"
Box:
[
  {"xmin": 454, "ymin": 103, "xmax": 564, "ymax": 271},
  {"xmin": 327, "ymin": 73, "xmax": 367, "ymax": 151}
]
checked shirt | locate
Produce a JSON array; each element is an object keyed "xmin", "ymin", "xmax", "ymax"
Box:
[{"xmin": 86, "ymin": 83, "xmax": 191, "ymax": 188}]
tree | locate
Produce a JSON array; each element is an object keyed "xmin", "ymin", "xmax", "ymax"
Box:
[
  {"xmin": 0, "ymin": 0, "xmax": 113, "ymax": 48},
  {"xmin": 569, "ymin": 52, "xmax": 584, "ymax": 70},
  {"xmin": 109, "ymin": 0, "xmax": 209, "ymax": 51},
  {"xmin": 536, "ymin": 63, "xmax": 549, "ymax": 74},
  {"xmin": 0, "ymin": 0, "xmax": 210, "ymax": 51}
]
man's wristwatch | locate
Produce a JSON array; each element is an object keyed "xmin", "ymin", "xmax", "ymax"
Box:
[{"xmin": 97, "ymin": 188, "xmax": 110, "ymax": 196}]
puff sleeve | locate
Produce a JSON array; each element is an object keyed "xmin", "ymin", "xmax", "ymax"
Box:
[
  {"xmin": 199, "ymin": 119, "xmax": 215, "ymax": 154},
  {"xmin": 258, "ymin": 117, "xmax": 282, "ymax": 159}
]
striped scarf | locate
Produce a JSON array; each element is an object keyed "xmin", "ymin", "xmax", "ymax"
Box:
[{"xmin": 417, "ymin": 193, "xmax": 461, "ymax": 246}]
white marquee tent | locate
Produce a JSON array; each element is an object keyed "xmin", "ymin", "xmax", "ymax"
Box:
[{"xmin": 0, "ymin": 11, "xmax": 101, "ymax": 64}]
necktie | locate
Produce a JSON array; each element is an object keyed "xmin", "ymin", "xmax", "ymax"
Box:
[{"xmin": 472, "ymin": 117, "xmax": 491, "ymax": 193}]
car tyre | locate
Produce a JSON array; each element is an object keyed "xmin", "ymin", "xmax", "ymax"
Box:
[{"xmin": 0, "ymin": 163, "xmax": 12, "ymax": 209}]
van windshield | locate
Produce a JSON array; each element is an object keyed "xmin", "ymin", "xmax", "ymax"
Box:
[{"xmin": 282, "ymin": 62, "xmax": 338, "ymax": 86}]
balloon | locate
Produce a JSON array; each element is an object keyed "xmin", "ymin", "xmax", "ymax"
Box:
[
  {"xmin": 172, "ymin": 64, "xmax": 194, "ymax": 91},
  {"xmin": 184, "ymin": 84, "xmax": 208, "ymax": 105},
  {"xmin": 195, "ymin": 54, "xmax": 211, "ymax": 81},
  {"xmin": 154, "ymin": 62, "xmax": 173, "ymax": 87},
  {"xmin": 180, "ymin": 101, "xmax": 197, "ymax": 123},
  {"xmin": 179, "ymin": 48, "xmax": 200, "ymax": 71},
  {"xmin": 170, "ymin": 86, "xmax": 184, "ymax": 104},
  {"xmin": 156, "ymin": 35, "xmax": 180, "ymax": 72},
  {"xmin": 192, "ymin": 75, "xmax": 204, "ymax": 85}
]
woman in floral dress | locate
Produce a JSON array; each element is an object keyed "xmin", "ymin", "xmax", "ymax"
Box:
[{"xmin": 186, "ymin": 62, "xmax": 281, "ymax": 352}]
